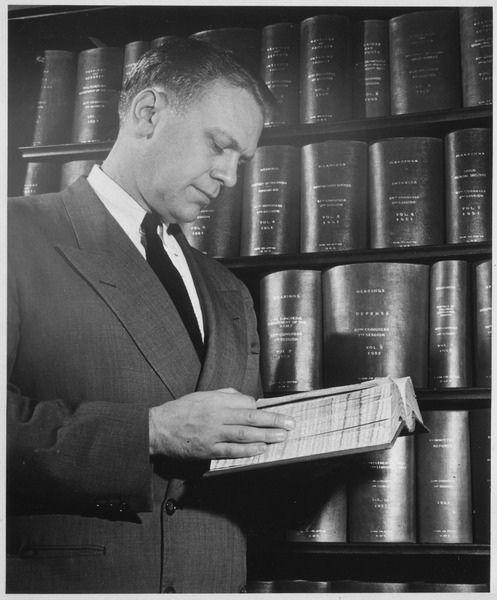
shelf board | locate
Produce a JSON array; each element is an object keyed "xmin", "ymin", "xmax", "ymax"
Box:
[
  {"xmin": 249, "ymin": 539, "xmax": 490, "ymax": 556},
  {"xmin": 19, "ymin": 107, "xmax": 492, "ymax": 161},
  {"xmin": 219, "ymin": 243, "xmax": 491, "ymax": 273}
]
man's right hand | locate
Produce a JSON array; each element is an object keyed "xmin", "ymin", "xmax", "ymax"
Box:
[{"xmin": 148, "ymin": 388, "xmax": 295, "ymax": 460}]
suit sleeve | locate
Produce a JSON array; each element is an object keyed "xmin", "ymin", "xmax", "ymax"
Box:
[{"xmin": 7, "ymin": 253, "xmax": 154, "ymax": 515}]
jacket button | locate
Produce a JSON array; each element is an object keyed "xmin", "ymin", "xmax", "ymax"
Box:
[
  {"xmin": 165, "ymin": 498, "xmax": 177, "ymax": 516},
  {"xmin": 164, "ymin": 586, "xmax": 176, "ymax": 593}
]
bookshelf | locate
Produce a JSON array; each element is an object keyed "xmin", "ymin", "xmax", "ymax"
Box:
[{"xmin": 8, "ymin": 4, "xmax": 492, "ymax": 592}]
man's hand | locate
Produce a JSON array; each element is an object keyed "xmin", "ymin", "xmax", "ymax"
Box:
[{"xmin": 149, "ymin": 388, "xmax": 295, "ymax": 460}]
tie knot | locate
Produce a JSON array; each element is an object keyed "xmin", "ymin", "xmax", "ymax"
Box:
[{"xmin": 142, "ymin": 211, "xmax": 162, "ymax": 237}]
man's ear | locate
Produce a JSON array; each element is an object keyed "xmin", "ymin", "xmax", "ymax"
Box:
[{"xmin": 130, "ymin": 89, "xmax": 166, "ymax": 138}]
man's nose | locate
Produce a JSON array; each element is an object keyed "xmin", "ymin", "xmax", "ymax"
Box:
[{"xmin": 211, "ymin": 153, "xmax": 239, "ymax": 188}]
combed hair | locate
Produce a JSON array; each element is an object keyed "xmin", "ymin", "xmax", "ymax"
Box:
[{"xmin": 119, "ymin": 38, "xmax": 276, "ymax": 123}]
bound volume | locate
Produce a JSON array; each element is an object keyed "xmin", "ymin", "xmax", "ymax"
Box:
[
  {"xmin": 300, "ymin": 14, "xmax": 351, "ymax": 124},
  {"xmin": 301, "ymin": 140, "xmax": 368, "ymax": 253},
  {"xmin": 389, "ymin": 9, "xmax": 461, "ymax": 114},
  {"xmin": 474, "ymin": 259, "xmax": 492, "ymax": 387},
  {"xmin": 207, "ymin": 376, "xmax": 426, "ymax": 475},
  {"xmin": 189, "ymin": 28, "xmax": 261, "ymax": 74},
  {"xmin": 322, "ymin": 262, "xmax": 429, "ymax": 388},
  {"xmin": 369, "ymin": 137, "xmax": 443, "ymax": 248},
  {"xmin": 445, "ymin": 128, "xmax": 492, "ymax": 244},
  {"xmin": 352, "ymin": 20, "xmax": 390, "ymax": 119},
  {"xmin": 459, "ymin": 7, "xmax": 493, "ymax": 107},
  {"xmin": 260, "ymin": 23, "xmax": 300, "ymax": 127}
]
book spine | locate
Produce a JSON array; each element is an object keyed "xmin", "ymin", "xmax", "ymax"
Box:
[
  {"xmin": 301, "ymin": 140, "xmax": 368, "ymax": 253},
  {"xmin": 409, "ymin": 582, "xmax": 489, "ymax": 593},
  {"xmin": 150, "ymin": 36, "xmax": 184, "ymax": 49},
  {"xmin": 389, "ymin": 9, "xmax": 462, "ymax": 114},
  {"xmin": 32, "ymin": 50, "xmax": 77, "ymax": 146},
  {"xmin": 445, "ymin": 128, "xmax": 492, "ymax": 244},
  {"xmin": 429, "ymin": 260, "xmax": 470, "ymax": 388},
  {"xmin": 474, "ymin": 259, "xmax": 492, "ymax": 387},
  {"xmin": 286, "ymin": 479, "xmax": 347, "ymax": 542},
  {"xmin": 23, "ymin": 162, "xmax": 61, "ymax": 196},
  {"xmin": 348, "ymin": 436, "xmax": 415, "ymax": 542},
  {"xmin": 369, "ymin": 137, "xmax": 444, "ymax": 248},
  {"xmin": 60, "ymin": 160, "xmax": 101, "ymax": 190},
  {"xmin": 122, "ymin": 41, "xmax": 149, "ymax": 85},
  {"xmin": 322, "ymin": 262, "xmax": 429, "ymax": 387},
  {"xmin": 182, "ymin": 178, "xmax": 243, "ymax": 258},
  {"xmin": 332, "ymin": 581, "xmax": 411, "ymax": 593},
  {"xmin": 189, "ymin": 28, "xmax": 261, "ymax": 74},
  {"xmin": 245, "ymin": 581, "xmax": 277, "ymax": 593},
  {"xmin": 240, "ymin": 145, "xmax": 300, "ymax": 256},
  {"xmin": 300, "ymin": 14, "xmax": 351, "ymax": 124},
  {"xmin": 260, "ymin": 23, "xmax": 300, "ymax": 127},
  {"xmin": 416, "ymin": 410, "xmax": 473, "ymax": 543},
  {"xmin": 469, "ymin": 409, "xmax": 491, "ymax": 543},
  {"xmin": 276, "ymin": 580, "xmax": 332, "ymax": 593},
  {"xmin": 352, "ymin": 20, "xmax": 390, "ymax": 119},
  {"xmin": 459, "ymin": 7, "xmax": 493, "ymax": 108},
  {"xmin": 259, "ymin": 269, "xmax": 322, "ymax": 393},
  {"xmin": 71, "ymin": 47, "xmax": 124, "ymax": 143}
]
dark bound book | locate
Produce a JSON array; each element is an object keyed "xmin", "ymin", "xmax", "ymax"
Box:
[
  {"xmin": 286, "ymin": 476, "xmax": 347, "ymax": 543},
  {"xmin": 245, "ymin": 581, "xmax": 276, "ymax": 593},
  {"xmin": 429, "ymin": 261, "xmax": 470, "ymax": 388},
  {"xmin": 150, "ymin": 36, "xmax": 184, "ymax": 49},
  {"xmin": 469, "ymin": 409, "xmax": 491, "ymax": 544},
  {"xmin": 389, "ymin": 9, "xmax": 462, "ymax": 114},
  {"xmin": 71, "ymin": 47, "xmax": 124, "ymax": 143},
  {"xmin": 259, "ymin": 269, "xmax": 322, "ymax": 394},
  {"xmin": 276, "ymin": 580, "xmax": 332, "ymax": 593},
  {"xmin": 182, "ymin": 179, "xmax": 243, "ymax": 258},
  {"xmin": 240, "ymin": 145, "xmax": 300, "ymax": 256},
  {"xmin": 352, "ymin": 20, "xmax": 390, "ymax": 119},
  {"xmin": 189, "ymin": 28, "xmax": 261, "ymax": 75},
  {"xmin": 474, "ymin": 259, "xmax": 492, "ymax": 387},
  {"xmin": 300, "ymin": 14, "xmax": 351, "ymax": 124},
  {"xmin": 122, "ymin": 41, "xmax": 149, "ymax": 85},
  {"xmin": 445, "ymin": 127, "xmax": 492, "ymax": 244},
  {"xmin": 23, "ymin": 162, "xmax": 61, "ymax": 196},
  {"xmin": 369, "ymin": 137, "xmax": 444, "ymax": 248},
  {"xmin": 322, "ymin": 262, "xmax": 429, "ymax": 387},
  {"xmin": 260, "ymin": 22, "xmax": 300, "ymax": 127},
  {"xmin": 60, "ymin": 160, "xmax": 101, "ymax": 190},
  {"xmin": 332, "ymin": 581, "xmax": 410, "ymax": 593},
  {"xmin": 348, "ymin": 435, "xmax": 415, "ymax": 542},
  {"xmin": 459, "ymin": 7, "xmax": 493, "ymax": 107},
  {"xmin": 301, "ymin": 140, "xmax": 368, "ymax": 253},
  {"xmin": 410, "ymin": 582, "xmax": 489, "ymax": 592},
  {"xmin": 31, "ymin": 50, "xmax": 77, "ymax": 146},
  {"xmin": 416, "ymin": 410, "xmax": 473, "ymax": 543}
]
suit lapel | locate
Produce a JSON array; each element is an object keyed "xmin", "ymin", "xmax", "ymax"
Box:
[{"xmin": 57, "ymin": 178, "xmax": 202, "ymax": 399}]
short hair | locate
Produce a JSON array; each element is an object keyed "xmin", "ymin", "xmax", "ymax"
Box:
[{"xmin": 119, "ymin": 38, "xmax": 276, "ymax": 124}]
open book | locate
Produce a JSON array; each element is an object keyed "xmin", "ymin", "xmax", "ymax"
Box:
[{"xmin": 207, "ymin": 376, "xmax": 426, "ymax": 476}]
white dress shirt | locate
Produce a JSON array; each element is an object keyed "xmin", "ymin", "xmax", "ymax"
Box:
[{"xmin": 87, "ymin": 165, "xmax": 204, "ymax": 339}]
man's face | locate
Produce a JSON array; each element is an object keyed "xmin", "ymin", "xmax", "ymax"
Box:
[{"xmin": 135, "ymin": 80, "xmax": 264, "ymax": 223}]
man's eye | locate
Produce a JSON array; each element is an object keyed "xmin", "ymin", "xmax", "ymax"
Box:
[{"xmin": 211, "ymin": 140, "xmax": 225, "ymax": 154}]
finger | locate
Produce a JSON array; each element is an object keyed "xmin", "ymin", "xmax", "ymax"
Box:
[
  {"xmin": 241, "ymin": 408, "xmax": 296, "ymax": 431},
  {"xmin": 221, "ymin": 424, "xmax": 290, "ymax": 445},
  {"xmin": 212, "ymin": 441, "xmax": 268, "ymax": 459}
]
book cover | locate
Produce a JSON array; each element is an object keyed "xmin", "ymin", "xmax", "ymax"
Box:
[
  {"xmin": 71, "ymin": 47, "xmax": 124, "ymax": 143},
  {"xmin": 352, "ymin": 20, "xmax": 390, "ymax": 119},
  {"xmin": 445, "ymin": 127, "xmax": 492, "ymax": 244},
  {"xmin": 31, "ymin": 50, "xmax": 77, "ymax": 146},
  {"xmin": 122, "ymin": 41, "xmax": 149, "ymax": 85},
  {"xmin": 389, "ymin": 9, "xmax": 462, "ymax": 114},
  {"xmin": 60, "ymin": 160, "xmax": 101, "ymax": 190},
  {"xmin": 240, "ymin": 145, "xmax": 300, "ymax": 256},
  {"xmin": 23, "ymin": 162, "xmax": 61, "ymax": 196},
  {"xmin": 322, "ymin": 262, "xmax": 429, "ymax": 387},
  {"xmin": 259, "ymin": 269, "xmax": 322, "ymax": 394},
  {"xmin": 348, "ymin": 435, "xmax": 415, "ymax": 543},
  {"xmin": 300, "ymin": 14, "xmax": 351, "ymax": 124},
  {"xmin": 369, "ymin": 137, "xmax": 444, "ymax": 248},
  {"xmin": 301, "ymin": 139, "xmax": 368, "ymax": 253},
  {"xmin": 469, "ymin": 409, "xmax": 491, "ymax": 544},
  {"xmin": 416, "ymin": 410, "xmax": 473, "ymax": 543},
  {"xmin": 260, "ymin": 22, "xmax": 300, "ymax": 127},
  {"xmin": 429, "ymin": 260, "xmax": 470, "ymax": 388},
  {"xmin": 150, "ymin": 35, "xmax": 184, "ymax": 49},
  {"xmin": 474, "ymin": 259, "xmax": 492, "ymax": 387},
  {"xmin": 459, "ymin": 7, "xmax": 493, "ymax": 108}
]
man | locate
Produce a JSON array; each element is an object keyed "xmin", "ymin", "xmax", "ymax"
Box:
[{"xmin": 7, "ymin": 40, "xmax": 295, "ymax": 593}]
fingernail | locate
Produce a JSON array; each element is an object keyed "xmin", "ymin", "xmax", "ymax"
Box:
[
  {"xmin": 284, "ymin": 417, "xmax": 296, "ymax": 430},
  {"xmin": 274, "ymin": 430, "xmax": 288, "ymax": 442}
]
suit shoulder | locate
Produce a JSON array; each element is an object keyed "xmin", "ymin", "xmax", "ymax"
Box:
[{"xmin": 189, "ymin": 247, "xmax": 248, "ymax": 292}]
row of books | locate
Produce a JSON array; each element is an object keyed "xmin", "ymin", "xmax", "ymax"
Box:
[
  {"xmin": 26, "ymin": 7, "xmax": 492, "ymax": 150},
  {"xmin": 256, "ymin": 409, "xmax": 490, "ymax": 547},
  {"xmin": 258, "ymin": 260, "xmax": 491, "ymax": 394},
  {"xmin": 23, "ymin": 127, "xmax": 492, "ymax": 256},
  {"xmin": 246, "ymin": 579, "xmax": 490, "ymax": 593}
]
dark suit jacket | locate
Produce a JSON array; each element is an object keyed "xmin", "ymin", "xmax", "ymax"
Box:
[{"xmin": 7, "ymin": 177, "xmax": 262, "ymax": 593}]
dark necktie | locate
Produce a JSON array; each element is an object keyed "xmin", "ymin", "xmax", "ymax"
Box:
[{"xmin": 141, "ymin": 211, "xmax": 204, "ymax": 360}]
